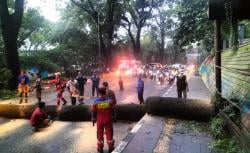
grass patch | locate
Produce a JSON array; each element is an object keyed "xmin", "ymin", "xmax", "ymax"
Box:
[{"xmin": 209, "ymin": 115, "xmax": 246, "ymax": 153}]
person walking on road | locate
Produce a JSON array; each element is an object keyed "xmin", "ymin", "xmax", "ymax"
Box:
[
  {"xmin": 91, "ymin": 72, "xmax": 100, "ymax": 97},
  {"xmin": 137, "ymin": 75, "xmax": 144, "ymax": 104},
  {"xmin": 48, "ymin": 72, "xmax": 68, "ymax": 106},
  {"xmin": 176, "ymin": 72, "xmax": 189, "ymax": 98},
  {"xmin": 92, "ymin": 88, "xmax": 115, "ymax": 153},
  {"xmin": 118, "ymin": 76, "xmax": 124, "ymax": 91},
  {"xmin": 66, "ymin": 76, "xmax": 78, "ymax": 105},
  {"xmin": 76, "ymin": 72, "xmax": 87, "ymax": 105}
]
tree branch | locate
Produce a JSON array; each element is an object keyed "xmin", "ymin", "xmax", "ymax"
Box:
[{"xmin": 71, "ymin": 0, "xmax": 92, "ymax": 15}]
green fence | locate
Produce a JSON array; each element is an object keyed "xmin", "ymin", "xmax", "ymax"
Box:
[{"xmin": 199, "ymin": 44, "xmax": 250, "ymax": 140}]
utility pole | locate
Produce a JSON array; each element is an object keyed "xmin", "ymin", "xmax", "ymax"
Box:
[{"xmin": 214, "ymin": 20, "xmax": 222, "ymax": 110}]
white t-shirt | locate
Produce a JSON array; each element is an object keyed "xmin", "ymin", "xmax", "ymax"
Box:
[{"xmin": 66, "ymin": 80, "xmax": 77, "ymax": 92}]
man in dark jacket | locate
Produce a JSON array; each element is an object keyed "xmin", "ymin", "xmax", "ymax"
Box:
[
  {"xmin": 176, "ymin": 72, "xmax": 189, "ymax": 98},
  {"xmin": 76, "ymin": 72, "xmax": 87, "ymax": 104},
  {"xmin": 91, "ymin": 72, "xmax": 100, "ymax": 97}
]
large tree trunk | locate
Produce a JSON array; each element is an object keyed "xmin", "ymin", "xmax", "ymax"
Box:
[
  {"xmin": 134, "ymin": 28, "xmax": 141, "ymax": 60},
  {"xmin": 0, "ymin": 0, "xmax": 24, "ymax": 90},
  {"xmin": 98, "ymin": 26, "xmax": 108, "ymax": 67},
  {"xmin": 106, "ymin": 0, "xmax": 115, "ymax": 67},
  {"xmin": 159, "ymin": 27, "xmax": 165, "ymax": 63},
  {"xmin": 2, "ymin": 29, "xmax": 20, "ymax": 90}
]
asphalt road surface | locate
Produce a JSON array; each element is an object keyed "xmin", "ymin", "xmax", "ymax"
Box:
[
  {"xmin": 1, "ymin": 72, "xmax": 174, "ymax": 106},
  {"xmin": 0, "ymin": 72, "xmax": 178, "ymax": 153}
]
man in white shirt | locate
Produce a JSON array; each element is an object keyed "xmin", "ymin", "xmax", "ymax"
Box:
[{"xmin": 66, "ymin": 77, "xmax": 78, "ymax": 105}]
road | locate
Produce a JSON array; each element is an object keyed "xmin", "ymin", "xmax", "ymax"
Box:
[
  {"xmin": 1, "ymin": 72, "xmax": 173, "ymax": 106},
  {"xmin": 0, "ymin": 72, "xmax": 178, "ymax": 153}
]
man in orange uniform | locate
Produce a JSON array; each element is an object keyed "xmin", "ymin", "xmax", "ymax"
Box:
[
  {"xmin": 48, "ymin": 72, "xmax": 68, "ymax": 106},
  {"xmin": 103, "ymin": 82, "xmax": 117, "ymax": 105},
  {"xmin": 92, "ymin": 88, "xmax": 115, "ymax": 153},
  {"xmin": 18, "ymin": 70, "xmax": 30, "ymax": 103}
]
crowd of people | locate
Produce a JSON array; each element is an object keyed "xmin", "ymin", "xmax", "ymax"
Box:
[
  {"xmin": 17, "ymin": 67, "xmax": 189, "ymax": 153},
  {"xmin": 27, "ymin": 70, "xmax": 118, "ymax": 153}
]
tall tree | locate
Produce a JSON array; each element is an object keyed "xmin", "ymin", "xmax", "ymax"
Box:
[
  {"xmin": 0, "ymin": 0, "xmax": 24, "ymax": 90},
  {"xmin": 122, "ymin": 0, "xmax": 156, "ymax": 60},
  {"xmin": 18, "ymin": 8, "xmax": 49, "ymax": 51},
  {"xmin": 70, "ymin": 0, "xmax": 122, "ymax": 66},
  {"xmin": 151, "ymin": 4, "xmax": 175, "ymax": 63},
  {"xmin": 174, "ymin": 0, "xmax": 213, "ymax": 52}
]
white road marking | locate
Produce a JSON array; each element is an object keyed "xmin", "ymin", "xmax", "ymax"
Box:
[
  {"xmin": 112, "ymin": 141, "xmax": 128, "ymax": 153},
  {"xmin": 130, "ymin": 124, "xmax": 142, "ymax": 133},
  {"xmin": 162, "ymin": 85, "xmax": 175, "ymax": 97}
]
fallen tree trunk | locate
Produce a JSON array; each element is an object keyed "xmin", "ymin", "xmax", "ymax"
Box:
[
  {"xmin": 0, "ymin": 97, "xmax": 214, "ymax": 121},
  {"xmin": 0, "ymin": 103, "xmax": 146, "ymax": 121},
  {"xmin": 146, "ymin": 97, "xmax": 214, "ymax": 121}
]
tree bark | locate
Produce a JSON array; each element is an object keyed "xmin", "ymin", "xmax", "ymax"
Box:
[
  {"xmin": 0, "ymin": 0, "xmax": 24, "ymax": 90},
  {"xmin": 105, "ymin": 0, "xmax": 115, "ymax": 67},
  {"xmin": 159, "ymin": 26, "xmax": 165, "ymax": 63},
  {"xmin": 134, "ymin": 27, "xmax": 142, "ymax": 60}
]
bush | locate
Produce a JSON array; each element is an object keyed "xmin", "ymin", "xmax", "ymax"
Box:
[
  {"xmin": 210, "ymin": 138, "xmax": 242, "ymax": 153},
  {"xmin": 0, "ymin": 68, "xmax": 12, "ymax": 89},
  {"xmin": 0, "ymin": 90, "xmax": 17, "ymax": 100},
  {"xmin": 210, "ymin": 116, "xmax": 225, "ymax": 139},
  {"xmin": 210, "ymin": 115, "xmax": 245, "ymax": 153},
  {"xmin": 20, "ymin": 52, "xmax": 60, "ymax": 72}
]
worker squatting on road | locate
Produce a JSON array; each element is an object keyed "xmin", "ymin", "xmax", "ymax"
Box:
[
  {"xmin": 30, "ymin": 102, "xmax": 51, "ymax": 132},
  {"xmin": 92, "ymin": 88, "xmax": 115, "ymax": 153},
  {"xmin": 48, "ymin": 72, "xmax": 68, "ymax": 106},
  {"xmin": 137, "ymin": 75, "xmax": 144, "ymax": 104},
  {"xmin": 18, "ymin": 70, "xmax": 30, "ymax": 104}
]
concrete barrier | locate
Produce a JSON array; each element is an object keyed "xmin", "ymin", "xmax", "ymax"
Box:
[
  {"xmin": 146, "ymin": 97, "xmax": 214, "ymax": 121},
  {"xmin": 0, "ymin": 97, "xmax": 214, "ymax": 121}
]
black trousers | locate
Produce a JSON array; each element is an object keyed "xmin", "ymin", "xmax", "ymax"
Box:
[
  {"xmin": 177, "ymin": 90, "xmax": 187, "ymax": 98},
  {"xmin": 71, "ymin": 96, "xmax": 77, "ymax": 105},
  {"xmin": 92, "ymin": 85, "xmax": 99, "ymax": 97},
  {"xmin": 36, "ymin": 90, "xmax": 41, "ymax": 102},
  {"xmin": 78, "ymin": 87, "xmax": 84, "ymax": 103},
  {"xmin": 138, "ymin": 92, "xmax": 144, "ymax": 104}
]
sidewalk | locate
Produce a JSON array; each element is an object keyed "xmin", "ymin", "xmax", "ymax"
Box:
[
  {"xmin": 116, "ymin": 74, "xmax": 213, "ymax": 153},
  {"xmin": 160, "ymin": 75, "xmax": 213, "ymax": 153}
]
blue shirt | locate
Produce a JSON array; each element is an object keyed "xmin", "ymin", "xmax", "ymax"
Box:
[
  {"xmin": 137, "ymin": 79, "xmax": 144, "ymax": 93},
  {"xmin": 18, "ymin": 75, "xmax": 30, "ymax": 85}
]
